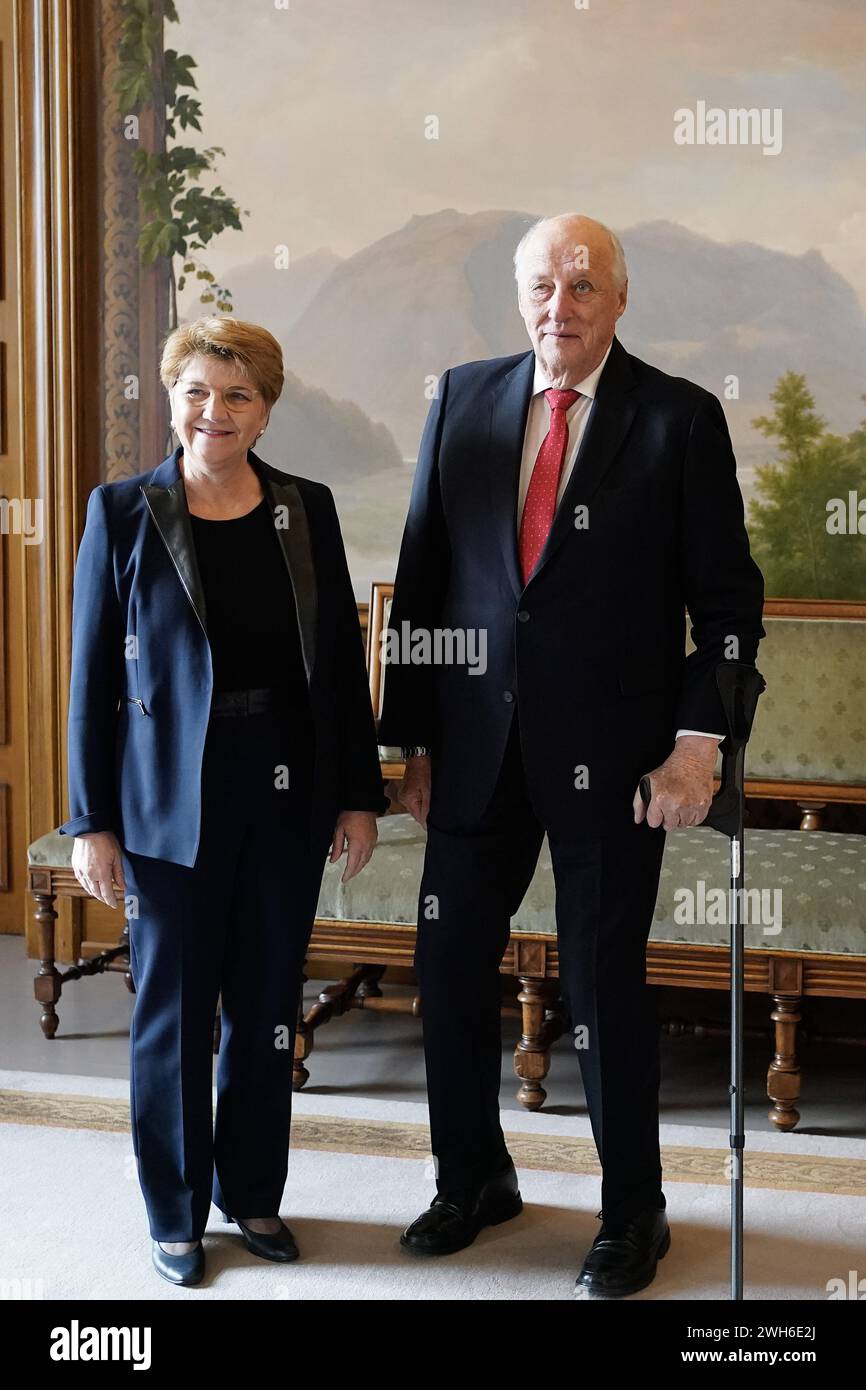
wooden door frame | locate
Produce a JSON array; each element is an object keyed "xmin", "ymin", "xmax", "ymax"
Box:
[{"xmin": 15, "ymin": 0, "xmax": 102, "ymax": 952}]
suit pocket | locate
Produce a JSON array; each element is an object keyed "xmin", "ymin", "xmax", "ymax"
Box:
[
  {"xmin": 597, "ymin": 480, "xmax": 651, "ymax": 513},
  {"xmin": 124, "ymin": 695, "xmax": 150, "ymax": 716},
  {"xmin": 617, "ymin": 664, "xmax": 679, "ymax": 697},
  {"xmin": 596, "ymin": 479, "xmax": 648, "ymax": 496},
  {"xmin": 588, "ymin": 481, "xmax": 650, "ymax": 541}
]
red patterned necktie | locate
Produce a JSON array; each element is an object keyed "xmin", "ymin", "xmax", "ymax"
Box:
[{"xmin": 518, "ymin": 387, "xmax": 581, "ymax": 584}]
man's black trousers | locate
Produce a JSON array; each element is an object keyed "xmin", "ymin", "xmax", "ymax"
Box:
[{"xmin": 416, "ymin": 709, "xmax": 668, "ymax": 1225}]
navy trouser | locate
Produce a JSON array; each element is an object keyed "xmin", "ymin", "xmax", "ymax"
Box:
[
  {"xmin": 122, "ymin": 697, "xmax": 326, "ymax": 1242},
  {"xmin": 417, "ymin": 710, "xmax": 668, "ymax": 1225}
]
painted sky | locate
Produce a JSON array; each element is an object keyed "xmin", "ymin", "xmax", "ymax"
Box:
[{"xmin": 172, "ymin": 0, "xmax": 866, "ymax": 309}]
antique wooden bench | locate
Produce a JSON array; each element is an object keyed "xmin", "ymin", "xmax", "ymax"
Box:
[
  {"xmin": 293, "ymin": 591, "xmax": 866, "ymax": 1131},
  {"xmin": 26, "ymin": 596, "xmax": 866, "ymax": 1131}
]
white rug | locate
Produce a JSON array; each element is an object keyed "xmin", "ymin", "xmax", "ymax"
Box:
[{"xmin": 2, "ymin": 1071, "xmax": 864, "ymax": 1301}]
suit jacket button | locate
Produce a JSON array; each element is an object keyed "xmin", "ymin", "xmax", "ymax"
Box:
[
  {"xmin": 503, "ymin": 691, "xmax": 514, "ymax": 703},
  {"xmin": 517, "ymin": 610, "xmax": 530, "ymax": 623}
]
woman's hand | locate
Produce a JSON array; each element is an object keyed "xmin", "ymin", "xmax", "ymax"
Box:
[
  {"xmin": 71, "ymin": 831, "xmax": 126, "ymax": 908},
  {"xmin": 329, "ymin": 811, "xmax": 378, "ymax": 884}
]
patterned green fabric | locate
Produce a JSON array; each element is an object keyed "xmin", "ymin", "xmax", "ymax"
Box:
[
  {"xmin": 653, "ymin": 827, "xmax": 866, "ymax": 953},
  {"xmin": 688, "ymin": 618, "xmax": 866, "ymax": 784},
  {"xmin": 312, "ymin": 814, "xmax": 866, "ymax": 956},
  {"xmin": 28, "ymin": 831, "xmax": 70, "ymax": 866},
  {"xmin": 29, "ymin": 813, "xmax": 866, "ymax": 956}
]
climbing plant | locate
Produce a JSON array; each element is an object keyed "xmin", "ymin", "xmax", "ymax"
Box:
[{"xmin": 114, "ymin": 0, "xmax": 247, "ymax": 326}]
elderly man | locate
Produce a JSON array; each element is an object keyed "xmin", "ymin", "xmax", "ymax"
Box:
[{"xmin": 378, "ymin": 214, "xmax": 764, "ymax": 1296}]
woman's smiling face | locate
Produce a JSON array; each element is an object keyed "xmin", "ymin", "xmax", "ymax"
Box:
[{"xmin": 170, "ymin": 353, "xmax": 269, "ymax": 469}]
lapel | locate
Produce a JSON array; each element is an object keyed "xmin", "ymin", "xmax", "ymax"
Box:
[
  {"xmin": 254, "ymin": 452, "xmax": 318, "ymax": 685},
  {"xmin": 140, "ymin": 446, "xmax": 318, "ymax": 686},
  {"xmin": 486, "ymin": 335, "xmax": 639, "ymax": 601},
  {"xmin": 140, "ymin": 448, "xmax": 208, "ymax": 638}
]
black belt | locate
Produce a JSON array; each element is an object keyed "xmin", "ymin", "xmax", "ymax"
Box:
[{"xmin": 210, "ymin": 687, "xmax": 285, "ymax": 717}]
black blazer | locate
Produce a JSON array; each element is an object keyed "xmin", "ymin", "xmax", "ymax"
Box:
[
  {"xmin": 59, "ymin": 446, "xmax": 388, "ymax": 867},
  {"xmin": 378, "ymin": 335, "xmax": 765, "ymax": 833}
]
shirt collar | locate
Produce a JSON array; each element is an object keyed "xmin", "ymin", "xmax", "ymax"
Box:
[{"xmin": 531, "ymin": 338, "xmax": 614, "ymax": 401}]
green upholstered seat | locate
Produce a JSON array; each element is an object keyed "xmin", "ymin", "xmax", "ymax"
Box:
[
  {"xmin": 28, "ymin": 618, "xmax": 866, "ymax": 956},
  {"xmin": 314, "ymin": 813, "xmax": 866, "ymax": 956},
  {"xmin": 711, "ymin": 617, "xmax": 866, "ymax": 785},
  {"xmin": 28, "ymin": 830, "xmax": 71, "ymax": 867},
  {"xmin": 30, "ymin": 813, "xmax": 866, "ymax": 956}
]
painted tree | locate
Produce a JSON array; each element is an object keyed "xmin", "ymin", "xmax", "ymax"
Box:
[
  {"xmin": 115, "ymin": 0, "xmax": 247, "ymax": 327},
  {"xmin": 748, "ymin": 373, "xmax": 866, "ymax": 599}
]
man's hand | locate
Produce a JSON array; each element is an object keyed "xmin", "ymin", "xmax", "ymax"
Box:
[
  {"xmin": 633, "ymin": 735, "xmax": 720, "ymax": 830},
  {"xmin": 398, "ymin": 754, "xmax": 431, "ymax": 829},
  {"xmin": 71, "ymin": 831, "xmax": 126, "ymax": 908},
  {"xmin": 329, "ymin": 810, "xmax": 378, "ymax": 883}
]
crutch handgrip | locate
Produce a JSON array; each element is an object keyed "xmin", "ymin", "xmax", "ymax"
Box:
[
  {"xmin": 638, "ymin": 662, "xmax": 766, "ymax": 835},
  {"xmin": 704, "ymin": 662, "xmax": 766, "ymax": 835}
]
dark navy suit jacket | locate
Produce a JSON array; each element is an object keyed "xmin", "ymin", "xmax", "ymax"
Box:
[
  {"xmin": 59, "ymin": 447, "xmax": 388, "ymax": 866},
  {"xmin": 377, "ymin": 335, "xmax": 765, "ymax": 833}
]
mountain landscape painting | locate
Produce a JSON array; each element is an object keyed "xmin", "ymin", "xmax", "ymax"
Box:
[{"xmin": 168, "ymin": 0, "xmax": 866, "ymax": 600}]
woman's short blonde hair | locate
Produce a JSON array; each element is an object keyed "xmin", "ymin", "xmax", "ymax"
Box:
[{"xmin": 160, "ymin": 317, "xmax": 285, "ymax": 408}]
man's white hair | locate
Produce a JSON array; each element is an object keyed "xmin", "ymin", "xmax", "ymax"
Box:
[{"xmin": 513, "ymin": 216, "xmax": 628, "ymax": 290}]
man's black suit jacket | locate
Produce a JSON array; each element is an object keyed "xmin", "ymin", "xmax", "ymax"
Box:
[{"xmin": 377, "ymin": 335, "xmax": 765, "ymax": 833}]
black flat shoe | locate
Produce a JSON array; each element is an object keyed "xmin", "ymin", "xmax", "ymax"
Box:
[
  {"xmin": 222, "ymin": 1213, "xmax": 299, "ymax": 1262},
  {"xmin": 151, "ymin": 1239, "xmax": 205, "ymax": 1287},
  {"xmin": 575, "ymin": 1202, "xmax": 670, "ymax": 1298},
  {"xmin": 400, "ymin": 1157, "xmax": 523, "ymax": 1257}
]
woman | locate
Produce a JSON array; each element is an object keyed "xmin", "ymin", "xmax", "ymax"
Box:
[{"xmin": 60, "ymin": 317, "xmax": 389, "ymax": 1286}]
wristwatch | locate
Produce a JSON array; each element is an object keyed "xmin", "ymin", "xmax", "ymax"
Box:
[{"xmin": 401, "ymin": 746, "xmax": 431, "ymax": 758}]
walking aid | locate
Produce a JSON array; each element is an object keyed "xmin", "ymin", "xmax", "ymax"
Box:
[{"xmin": 640, "ymin": 659, "xmax": 766, "ymax": 1300}]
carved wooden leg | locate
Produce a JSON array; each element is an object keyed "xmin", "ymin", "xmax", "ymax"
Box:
[
  {"xmin": 293, "ymin": 964, "xmax": 391, "ymax": 1091},
  {"xmin": 514, "ymin": 976, "xmax": 556, "ymax": 1111},
  {"xmin": 120, "ymin": 919, "xmax": 135, "ymax": 993},
  {"xmin": 796, "ymin": 801, "xmax": 826, "ymax": 831},
  {"xmin": 33, "ymin": 892, "xmax": 61, "ymax": 1039},
  {"xmin": 768, "ymin": 992, "xmax": 801, "ymax": 1131},
  {"xmin": 293, "ymin": 965, "xmax": 310, "ymax": 1091},
  {"xmin": 355, "ymin": 964, "xmax": 386, "ymax": 1000}
]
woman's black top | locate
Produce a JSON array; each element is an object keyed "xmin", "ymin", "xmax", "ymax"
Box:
[{"xmin": 189, "ymin": 497, "xmax": 310, "ymax": 708}]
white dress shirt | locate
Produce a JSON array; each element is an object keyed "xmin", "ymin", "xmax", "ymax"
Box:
[{"xmin": 519, "ymin": 344, "xmax": 724, "ymax": 745}]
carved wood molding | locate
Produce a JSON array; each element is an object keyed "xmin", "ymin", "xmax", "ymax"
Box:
[
  {"xmin": 100, "ymin": 0, "xmax": 139, "ymax": 480},
  {"xmin": 744, "ymin": 778, "xmax": 866, "ymax": 804},
  {"xmin": 15, "ymin": 0, "xmax": 101, "ymax": 951},
  {"xmin": 0, "ymin": 517, "xmax": 6, "ymax": 746},
  {"xmin": 763, "ymin": 598, "xmax": 866, "ymax": 620},
  {"xmin": 0, "ymin": 781, "xmax": 8, "ymax": 889}
]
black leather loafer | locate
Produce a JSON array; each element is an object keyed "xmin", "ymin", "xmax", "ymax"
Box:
[
  {"xmin": 575, "ymin": 1202, "xmax": 670, "ymax": 1297},
  {"xmin": 400, "ymin": 1158, "xmax": 523, "ymax": 1257},
  {"xmin": 151, "ymin": 1239, "xmax": 205, "ymax": 1287},
  {"xmin": 223, "ymin": 1213, "xmax": 299, "ymax": 1262}
]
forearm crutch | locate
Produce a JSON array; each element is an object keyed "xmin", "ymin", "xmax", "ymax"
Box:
[{"xmin": 641, "ymin": 660, "xmax": 766, "ymax": 1301}]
